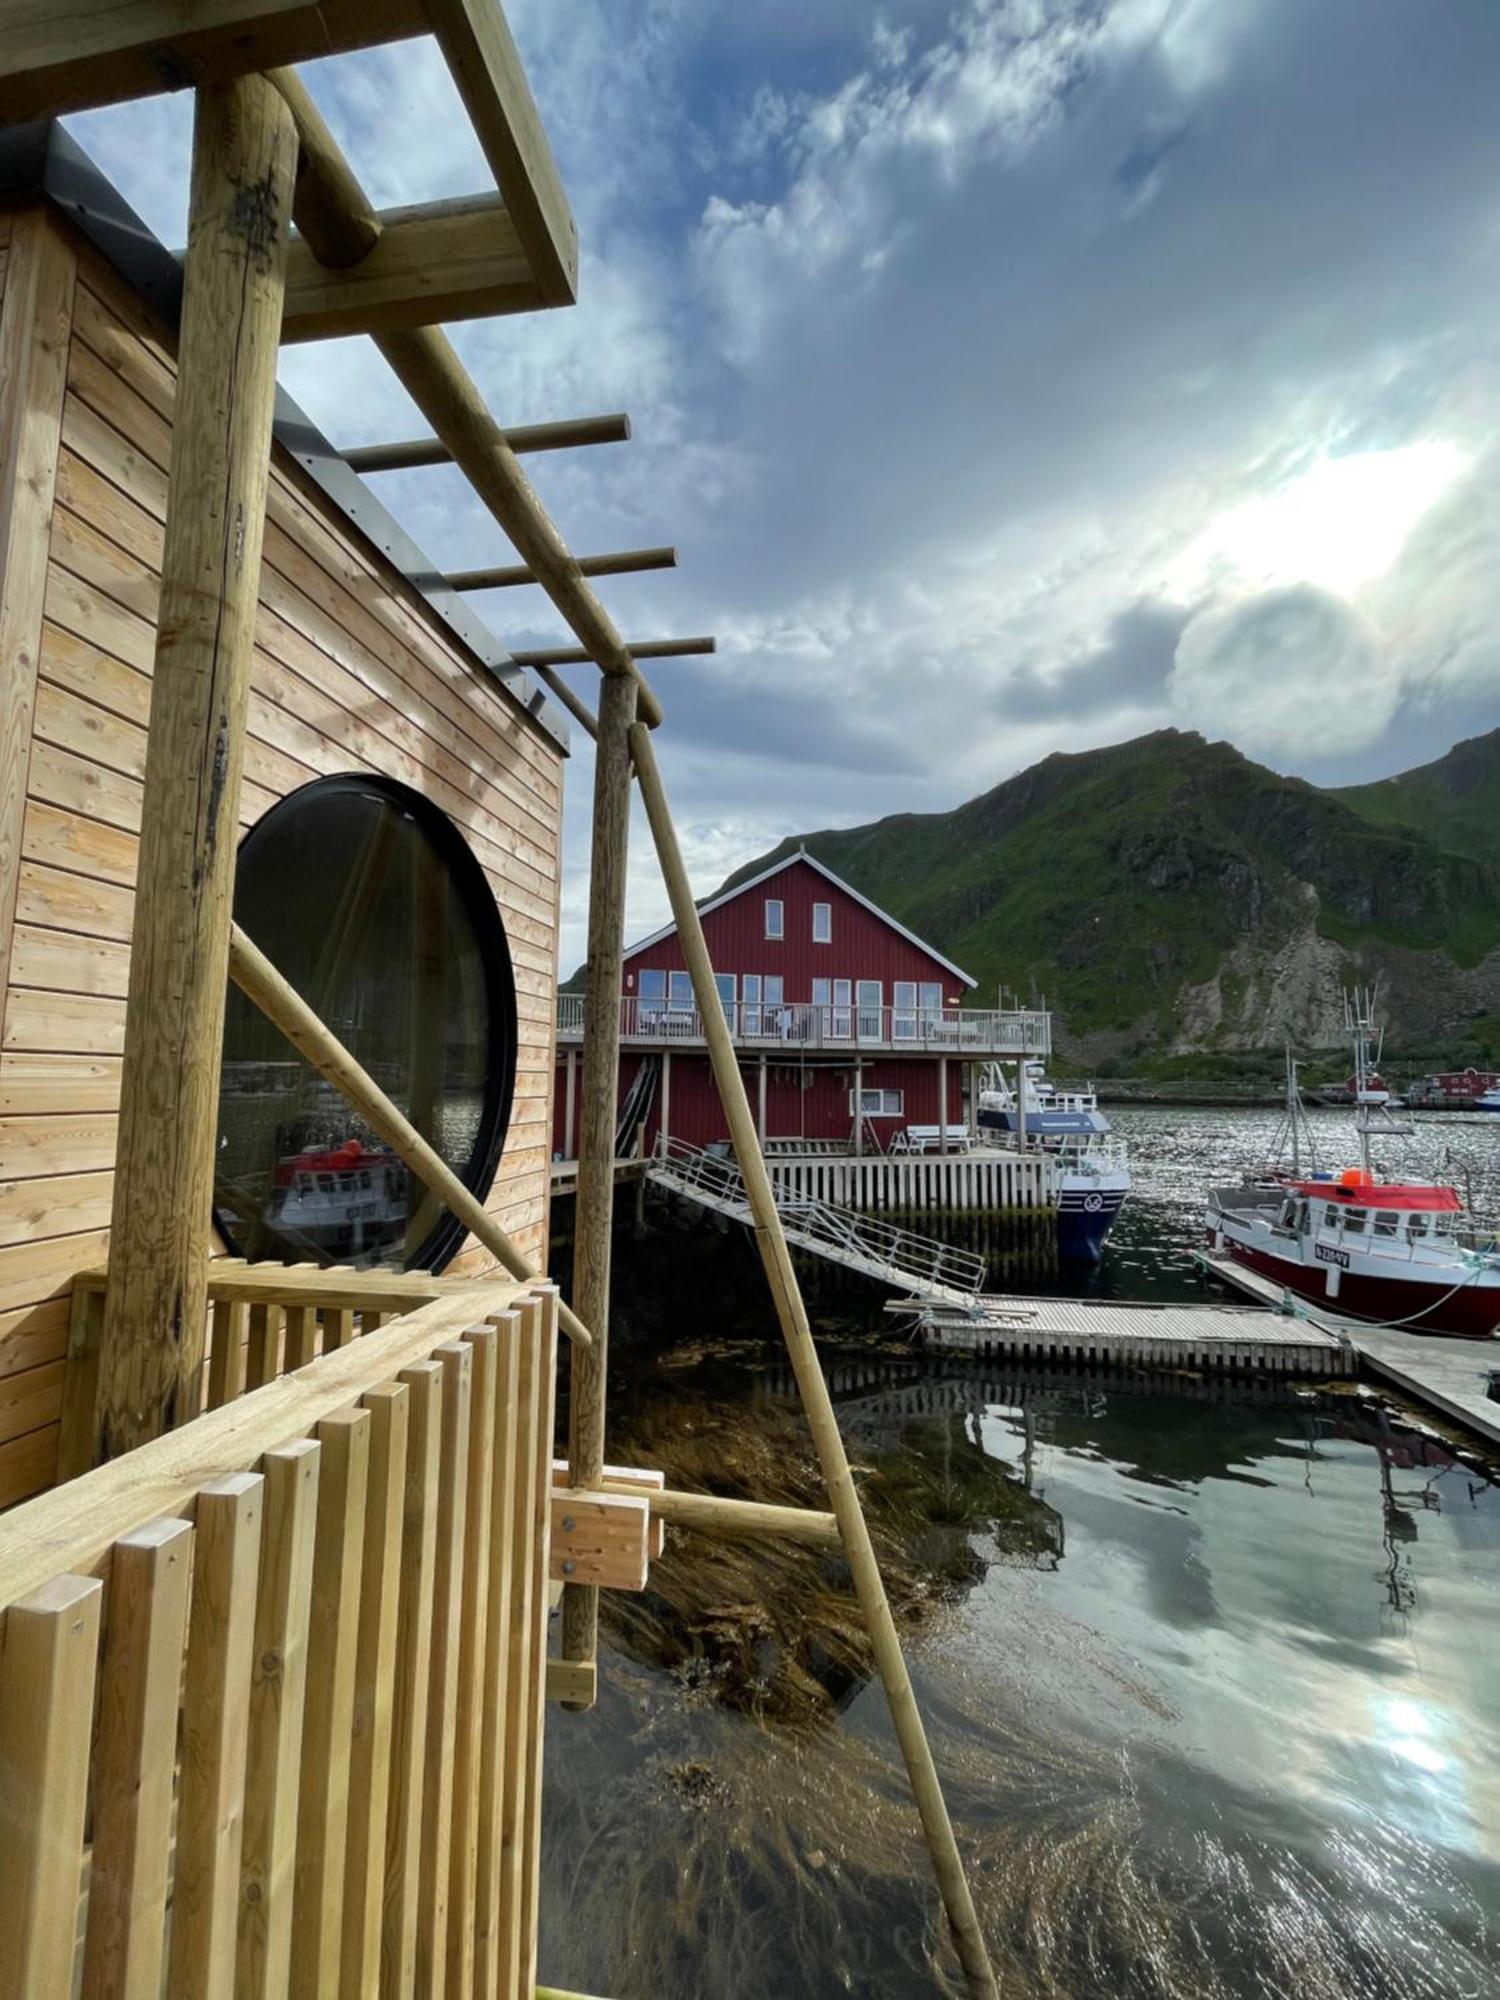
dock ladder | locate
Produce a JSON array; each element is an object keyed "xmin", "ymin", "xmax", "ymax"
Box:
[{"xmin": 649, "ymin": 1136, "xmax": 987, "ymax": 1305}]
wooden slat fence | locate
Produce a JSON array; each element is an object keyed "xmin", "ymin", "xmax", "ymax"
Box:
[{"xmin": 0, "ymin": 1272, "xmax": 559, "ymax": 1999}]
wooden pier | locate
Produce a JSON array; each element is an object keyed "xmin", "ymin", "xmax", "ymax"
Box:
[
  {"xmin": 549, "ymin": 1156, "xmax": 648, "ymax": 1199},
  {"xmin": 1201, "ymin": 1251, "xmax": 1500, "ymax": 1448},
  {"xmin": 908, "ymin": 1293, "xmax": 1354, "ymax": 1376}
]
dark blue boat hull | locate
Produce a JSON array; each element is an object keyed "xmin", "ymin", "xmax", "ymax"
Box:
[{"xmin": 1056, "ymin": 1185, "xmax": 1128, "ymax": 1264}]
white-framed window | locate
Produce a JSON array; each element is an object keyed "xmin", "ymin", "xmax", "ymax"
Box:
[
  {"xmin": 856, "ymin": 979, "xmax": 882, "ymax": 1040},
  {"xmin": 765, "ymin": 897, "xmax": 784, "ymax": 939},
  {"xmin": 741, "ymin": 973, "xmax": 785, "ymax": 1036},
  {"xmin": 893, "ymin": 980, "xmax": 917, "ymax": 1039},
  {"xmin": 815, "ymin": 977, "xmax": 851, "ymax": 1038},
  {"xmin": 850, "ymin": 1087, "xmax": 903, "ymax": 1116},
  {"xmin": 638, "ymin": 968, "xmax": 667, "ymax": 1025},
  {"xmin": 812, "ymin": 901, "xmax": 831, "ymax": 943}
]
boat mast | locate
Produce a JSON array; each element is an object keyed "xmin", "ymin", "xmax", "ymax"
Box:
[{"xmin": 1346, "ymin": 985, "xmax": 1378, "ymax": 1177}]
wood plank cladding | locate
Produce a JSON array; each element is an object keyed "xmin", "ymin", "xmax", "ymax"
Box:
[{"xmin": 0, "ymin": 215, "xmax": 565, "ymax": 1506}]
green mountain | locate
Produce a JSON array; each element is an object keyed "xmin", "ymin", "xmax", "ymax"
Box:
[
  {"xmin": 1333, "ymin": 726, "xmax": 1500, "ymax": 866},
  {"xmin": 719, "ymin": 729, "xmax": 1500, "ymax": 1067}
]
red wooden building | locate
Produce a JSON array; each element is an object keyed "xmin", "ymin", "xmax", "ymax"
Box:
[{"xmin": 554, "ymin": 851, "xmax": 1049, "ymax": 1157}]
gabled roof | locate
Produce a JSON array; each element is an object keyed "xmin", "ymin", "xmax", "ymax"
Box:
[{"xmin": 625, "ymin": 848, "xmax": 977, "ymax": 989}]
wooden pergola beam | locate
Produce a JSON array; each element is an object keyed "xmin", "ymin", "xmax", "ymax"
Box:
[
  {"xmin": 282, "ymin": 193, "xmax": 544, "ymax": 341},
  {"xmin": 509, "ymin": 636, "xmax": 714, "ymax": 667},
  {"xmin": 270, "ymin": 68, "xmax": 666, "ymax": 729},
  {"xmin": 448, "ymin": 545, "xmax": 676, "ymax": 590},
  {"xmin": 0, "ymin": 0, "xmax": 428, "ymax": 121},
  {"xmin": 342, "ymin": 413, "xmax": 631, "ymax": 473},
  {"xmin": 423, "ymin": 0, "xmax": 578, "ymax": 304},
  {"xmin": 530, "ymin": 666, "xmax": 598, "ymax": 740}
]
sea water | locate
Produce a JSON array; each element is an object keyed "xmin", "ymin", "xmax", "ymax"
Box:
[{"xmin": 540, "ymin": 1106, "xmax": 1500, "ymax": 1998}]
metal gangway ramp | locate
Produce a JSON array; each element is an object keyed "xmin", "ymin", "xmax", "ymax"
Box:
[{"xmin": 649, "ymin": 1136, "xmax": 987, "ymax": 1306}]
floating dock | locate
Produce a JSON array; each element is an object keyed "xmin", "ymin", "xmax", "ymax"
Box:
[
  {"xmin": 1200, "ymin": 1251, "xmax": 1500, "ymax": 1448},
  {"xmin": 905, "ymin": 1293, "xmax": 1353, "ymax": 1376}
]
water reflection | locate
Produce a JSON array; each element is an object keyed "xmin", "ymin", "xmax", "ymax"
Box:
[{"xmin": 541, "ymin": 1343, "xmax": 1500, "ymax": 1998}]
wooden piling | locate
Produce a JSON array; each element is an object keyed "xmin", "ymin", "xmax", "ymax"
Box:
[
  {"xmin": 561, "ymin": 672, "xmax": 637, "ymax": 1680},
  {"xmin": 96, "ymin": 76, "xmax": 298, "ymax": 1459},
  {"xmin": 628, "ymin": 722, "xmax": 999, "ymax": 2000}
]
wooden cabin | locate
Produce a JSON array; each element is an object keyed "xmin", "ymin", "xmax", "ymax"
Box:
[{"xmin": 0, "ymin": 128, "xmax": 570, "ymax": 1514}]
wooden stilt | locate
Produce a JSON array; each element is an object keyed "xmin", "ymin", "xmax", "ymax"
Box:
[
  {"xmin": 660, "ymin": 1049, "xmax": 671, "ymax": 1150},
  {"xmin": 628, "ymin": 723, "xmax": 999, "ymax": 2000},
  {"xmin": 96, "ymin": 76, "xmax": 298, "ymax": 1461},
  {"xmin": 560, "ymin": 673, "xmax": 637, "ymax": 1684}
]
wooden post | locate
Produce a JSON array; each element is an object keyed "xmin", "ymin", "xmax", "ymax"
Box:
[
  {"xmin": 628, "ymin": 723, "xmax": 999, "ymax": 2000},
  {"xmin": 95, "ymin": 77, "xmax": 298, "ymax": 1460},
  {"xmin": 660, "ymin": 1047, "xmax": 671, "ymax": 1150},
  {"xmin": 939, "ymin": 1055, "xmax": 948, "ymax": 1153},
  {"xmin": 853, "ymin": 1058, "xmax": 864, "ymax": 1156},
  {"xmin": 758, "ymin": 1054, "xmax": 767, "ymax": 1145},
  {"xmin": 561, "ymin": 672, "xmax": 637, "ymax": 1676}
]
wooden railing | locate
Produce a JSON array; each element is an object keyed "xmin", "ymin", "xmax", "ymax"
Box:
[
  {"xmin": 557, "ymin": 993, "xmax": 1054, "ymax": 1057},
  {"xmin": 0, "ymin": 1273, "xmax": 565, "ymax": 2000}
]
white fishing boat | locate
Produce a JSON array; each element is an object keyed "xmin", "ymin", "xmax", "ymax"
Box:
[{"xmin": 1207, "ymin": 997, "xmax": 1500, "ymax": 1339}]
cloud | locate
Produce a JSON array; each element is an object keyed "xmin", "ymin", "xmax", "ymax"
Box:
[
  {"xmin": 1001, "ymin": 600, "xmax": 1188, "ymax": 721},
  {"xmin": 1169, "ymin": 585, "xmax": 1394, "ymax": 754},
  {"xmin": 57, "ymin": 0, "xmax": 1500, "ymax": 968}
]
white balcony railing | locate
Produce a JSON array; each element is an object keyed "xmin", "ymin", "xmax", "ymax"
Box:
[{"xmin": 555, "ymin": 993, "xmax": 1051, "ymax": 1057}]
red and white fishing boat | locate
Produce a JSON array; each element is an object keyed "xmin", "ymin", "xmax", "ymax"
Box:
[{"xmin": 1207, "ymin": 996, "xmax": 1500, "ymax": 1340}]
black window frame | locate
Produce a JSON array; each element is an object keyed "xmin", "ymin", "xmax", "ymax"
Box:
[{"xmin": 215, "ymin": 772, "xmax": 519, "ymax": 1274}]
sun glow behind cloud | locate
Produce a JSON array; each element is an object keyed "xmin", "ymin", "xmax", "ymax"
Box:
[{"xmin": 1172, "ymin": 441, "xmax": 1471, "ymax": 601}]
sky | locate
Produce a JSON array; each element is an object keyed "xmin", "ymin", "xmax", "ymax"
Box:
[{"xmin": 66, "ymin": 0, "xmax": 1500, "ymax": 970}]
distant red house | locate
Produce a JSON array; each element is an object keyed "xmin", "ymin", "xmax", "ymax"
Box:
[{"xmin": 554, "ymin": 851, "xmax": 1044, "ymax": 1156}]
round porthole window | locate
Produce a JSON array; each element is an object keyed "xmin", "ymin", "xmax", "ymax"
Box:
[{"xmin": 215, "ymin": 774, "xmax": 517, "ymax": 1272}]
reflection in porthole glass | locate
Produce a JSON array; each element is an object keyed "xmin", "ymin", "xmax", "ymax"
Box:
[{"xmin": 215, "ymin": 774, "xmax": 516, "ymax": 1271}]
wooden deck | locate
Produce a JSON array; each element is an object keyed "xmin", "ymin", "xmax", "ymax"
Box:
[
  {"xmin": 907, "ymin": 1290, "xmax": 1353, "ymax": 1375},
  {"xmin": 548, "ymin": 1156, "xmax": 647, "ymax": 1198},
  {"xmin": 1201, "ymin": 1250, "xmax": 1500, "ymax": 1447}
]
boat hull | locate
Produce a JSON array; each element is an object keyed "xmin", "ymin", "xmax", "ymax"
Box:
[
  {"xmin": 1057, "ymin": 1176, "xmax": 1129, "ymax": 1265},
  {"xmin": 1217, "ymin": 1236, "xmax": 1500, "ymax": 1339}
]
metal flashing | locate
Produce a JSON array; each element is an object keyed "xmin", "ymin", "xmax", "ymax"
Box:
[{"xmin": 0, "ymin": 117, "xmax": 570, "ymax": 755}]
